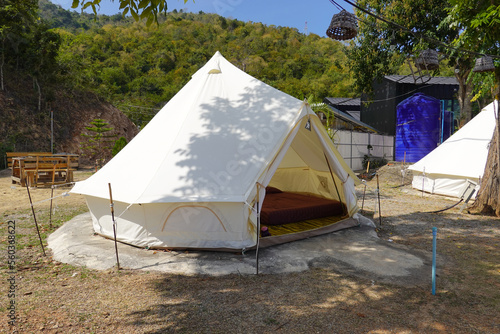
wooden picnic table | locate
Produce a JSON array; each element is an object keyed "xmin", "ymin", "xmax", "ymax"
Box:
[{"xmin": 10, "ymin": 154, "xmax": 79, "ymax": 187}]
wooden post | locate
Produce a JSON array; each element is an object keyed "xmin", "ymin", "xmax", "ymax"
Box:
[
  {"xmin": 361, "ymin": 181, "xmax": 367, "ymax": 212},
  {"xmin": 49, "ymin": 185, "xmax": 54, "ymax": 229},
  {"xmin": 376, "ymin": 174, "xmax": 382, "ymax": 227},
  {"xmin": 26, "ymin": 183, "xmax": 46, "ymax": 256},
  {"xmin": 255, "ymin": 183, "xmax": 262, "ymax": 275},
  {"xmin": 255, "ymin": 200, "xmax": 260, "ymax": 275},
  {"xmin": 35, "ymin": 156, "xmax": 39, "ymax": 187},
  {"xmin": 108, "ymin": 183, "xmax": 120, "ymax": 270}
]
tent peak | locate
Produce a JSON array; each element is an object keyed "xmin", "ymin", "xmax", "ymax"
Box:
[{"xmin": 208, "ymin": 51, "xmax": 222, "ymax": 74}]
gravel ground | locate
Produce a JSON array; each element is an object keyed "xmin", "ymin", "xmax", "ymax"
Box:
[{"xmin": 1, "ymin": 165, "xmax": 499, "ymax": 333}]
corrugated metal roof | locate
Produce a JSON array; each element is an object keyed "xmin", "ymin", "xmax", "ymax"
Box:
[
  {"xmin": 384, "ymin": 75, "xmax": 458, "ymax": 85},
  {"xmin": 324, "ymin": 97, "xmax": 361, "ymax": 106},
  {"xmin": 326, "ymin": 105, "xmax": 379, "ymax": 133}
]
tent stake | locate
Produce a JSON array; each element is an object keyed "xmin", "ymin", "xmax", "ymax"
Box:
[
  {"xmin": 49, "ymin": 185, "xmax": 54, "ymax": 229},
  {"xmin": 422, "ymin": 167, "xmax": 426, "ymax": 197},
  {"xmin": 255, "ymin": 200, "xmax": 260, "ymax": 275},
  {"xmin": 108, "ymin": 183, "xmax": 120, "ymax": 270},
  {"xmin": 376, "ymin": 174, "xmax": 382, "ymax": 227},
  {"xmin": 361, "ymin": 181, "xmax": 367, "ymax": 212},
  {"xmin": 26, "ymin": 183, "xmax": 46, "ymax": 256},
  {"xmin": 401, "ymin": 152, "xmax": 406, "ymax": 186}
]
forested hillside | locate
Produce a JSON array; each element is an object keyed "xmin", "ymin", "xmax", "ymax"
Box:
[
  {"xmin": 53, "ymin": 7, "xmax": 353, "ymax": 126},
  {"xmin": 0, "ymin": 0, "xmax": 138, "ymax": 167},
  {"xmin": 1, "ymin": 0, "xmax": 354, "ymax": 167}
]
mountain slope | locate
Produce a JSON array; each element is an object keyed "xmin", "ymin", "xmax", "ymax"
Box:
[{"xmin": 0, "ymin": 71, "xmax": 137, "ymax": 168}]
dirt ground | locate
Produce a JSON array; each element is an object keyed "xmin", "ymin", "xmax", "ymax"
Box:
[{"xmin": 1, "ymin": 164, "xmax": 499, "ymax": 333}]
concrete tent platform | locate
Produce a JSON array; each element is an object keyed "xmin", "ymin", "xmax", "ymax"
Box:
[{"xmin": 48, "ymin": 213, "xmax": 434, "ymax": 286}]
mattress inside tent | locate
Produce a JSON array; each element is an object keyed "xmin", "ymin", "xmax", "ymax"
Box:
[
  {"xmin": 257, "ymin": 186, "xmax": 356, "ymax": 247},
  {"xmin": 261, "ymin": 186, "xmax": 345, "ymax": 225}
]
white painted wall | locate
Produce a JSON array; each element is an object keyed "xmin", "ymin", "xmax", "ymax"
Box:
[{"xmin": 332, "ymin": 130, "xmax": 394, "ymax": 171}]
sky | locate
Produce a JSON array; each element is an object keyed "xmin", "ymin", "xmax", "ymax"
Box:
[{"xmin": 50, "ymin": 0, "xmax": 355, "ymax": 37}]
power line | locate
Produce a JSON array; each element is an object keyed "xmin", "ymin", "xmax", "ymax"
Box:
[
  {"xmin": 329, "ymin": 0, "xmax": 343, "ymax": 12},
  {"xmin": 362, "ymin": 76, "xmax": 453, "ymax": 103},
  {"xmin": 119, "ymin": 104, "xmax": 161, "ymax": 110}
]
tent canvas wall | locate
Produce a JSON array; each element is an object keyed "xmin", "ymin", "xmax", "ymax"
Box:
[
  {"xmin": 71, "ymin": 52, "xmax": 361, "ymax": 251},
  {"xmin": 408, "ymin": 100, "xmax": 497, "ymax": 198}
]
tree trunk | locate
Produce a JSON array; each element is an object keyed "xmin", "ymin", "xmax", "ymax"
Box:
[
  {"xmin": 455, "ymin": 70, "xmax": 473, "ymax": 124},
  {"xmin": 34, "ymin": 77, "xmax": 41, "ymax": 112},
  {"xmin": 1, "ymin": 53, "xmax": 4, "ymax": 91},
  {"xmin": 470, "ymin": 100, "xmax": 500, "ymax": 216},
  {"xmin": 1, "ymin": 40, "xmax": 4, "ymax": 91}
]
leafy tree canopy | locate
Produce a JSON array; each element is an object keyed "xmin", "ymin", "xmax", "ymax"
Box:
[
  {"xmin": 345, "ymin": 0, "xmax": 458, "ymax": 95},
  {"xmin": 445, "ymin": 0, "xmax": 500, "ymax": 97},
  {"xmin": 71, "ymin": 0, "xmax": 190, "ymax": 26}
]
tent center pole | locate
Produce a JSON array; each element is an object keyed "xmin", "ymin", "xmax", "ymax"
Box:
[
  {"xmin": 255, "ymin": 182, "xmax": 264, "ymax": 275},
  {"xmin": 324, "ymin": 153, "xmax": 346, "ymax": 216}
]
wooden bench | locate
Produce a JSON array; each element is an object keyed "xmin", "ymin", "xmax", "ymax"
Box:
[{"xmin": 11, "ymin": 154, "xmax": 79, "ymax": 187}]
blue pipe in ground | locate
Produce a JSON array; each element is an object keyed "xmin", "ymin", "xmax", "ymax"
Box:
[{"xmin": 432, "ymin": 227, "xmax": 437, "ymax": 295}]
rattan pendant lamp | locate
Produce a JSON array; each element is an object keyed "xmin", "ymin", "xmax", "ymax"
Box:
[
  {"xmin": 415, "ymin": 49, "xmax": 439, "ymax": 71},
  {"xmin": 326, "ymin": 9, "xmax": 358, "ymax": 41},
  {"xmin": 472, "ymin": 56, "xmax": 495, "ymax": 73}
]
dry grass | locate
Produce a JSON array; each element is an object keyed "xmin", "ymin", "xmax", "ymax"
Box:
[{"xmin": 1, "ymin": 165, "xmax": 499, "ymax": 333}]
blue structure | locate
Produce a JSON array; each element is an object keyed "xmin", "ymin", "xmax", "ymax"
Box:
[
  {"xmin": 395, "ymin": 93, "xmax": 442, "ymax": 162},
  {"xmin": 361, "ymin": 75, "xmax": 459, "ymax": 136}
]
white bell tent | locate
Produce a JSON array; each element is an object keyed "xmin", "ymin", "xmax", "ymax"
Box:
[
  {"xmin": 409, "ymin": 100, "xmax": 498, "ymax": 198},
  {"xmin": 71, "ymin": 52, "xmax": 361, "ymax": 251}
]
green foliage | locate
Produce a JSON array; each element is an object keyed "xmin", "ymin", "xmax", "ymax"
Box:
[
  {"xmin": 112, "ymin": 136, "xmax": 128, "ymax": 156},
  {"xmin": 0, "ymin": 0, "xmax": 38, "ymax": 86},
  {"xmin": 80, "ymin": 119, "xmax": 116, "ymax": 162},
  {"xmin": 362, "ymin": 154, "xmax": 388, "ymax": 171},
  {"xmin": 0, "ymin": 0, "xmax": 64, "ymax": 111},
  {"xmin": 345, "ymin": 0, "xmax": 459, "ymax": 96},
  {"xmin": 26, "ymin": 23, "xmax": 62, "ymax": 79},
  {"xmin": 53, "ymin": 11, "xmax": 354, "ymax": 126},
  {"xmin": 446, "ymin": 1, "xmax": 500, "ymax": 98},
  {"xmin": 308, "ymin": 95, "xmax": 336, "ymax": 141},
  {"xmin": 0, "ymin": 141, "xmax": 15, "ymax": 169}
]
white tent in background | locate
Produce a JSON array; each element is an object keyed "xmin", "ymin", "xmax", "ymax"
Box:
[
  {"xmin": 71, "ymin": 51, "xmax": 361, "ymax": 251},
  {"xmin": 409, "ymin": 100, "xmax": 498, "ymax": 199}
]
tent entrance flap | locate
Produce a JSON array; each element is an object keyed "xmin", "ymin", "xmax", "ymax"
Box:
[
  {"xmin": 262, "ymin": 115, "xmax": 354, "ymax": 205},
  {"xmin": 246, "ymin": 111, "xmax": 359, "ymax": 243}
]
